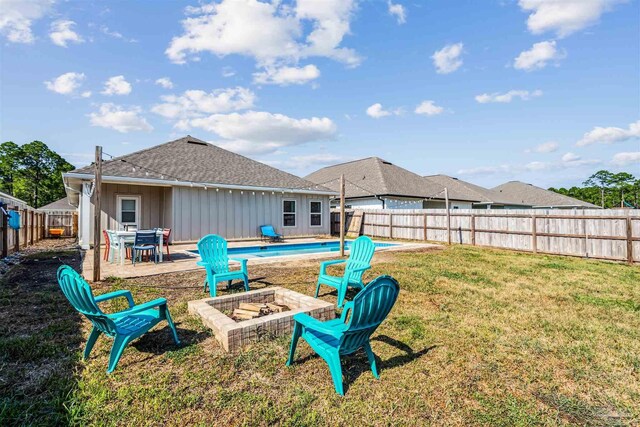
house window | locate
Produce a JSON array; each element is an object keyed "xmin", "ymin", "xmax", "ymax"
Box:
[
  {"xmin": 310, "ymin": 201, "xmax": 322, "ymax": 227},
  {"xmin": 117, "ymin": 195, "xmax": 140, "ymax": 228},
  {"xmin": 283, "ymin": 200, "xmax": 296, "ymax": 227}
]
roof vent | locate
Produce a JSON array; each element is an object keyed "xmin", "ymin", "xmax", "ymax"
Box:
[
  {"xmin": 187, "ymin": 139, "xmax": 207, "ymax": 146},
  {"xmin": 382, "ymin": 161, "xmax": 392, "ymax": 165}
]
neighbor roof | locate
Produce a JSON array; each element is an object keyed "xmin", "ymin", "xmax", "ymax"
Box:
[
  {"xmin": 68, "ymin": 136, "xmax": 333, "ymax": 193},
  {"xmin": 424, "ymin": 174, "xmax": 529, "ymax": 206},
  {"xmin": 39, "ymin": 197, "xmax": 75, "ymax": 211},
  {"xmin": 492, "ymin": 181, "xmax": 600, "ymax": 208},
  {"xmin": 305, "ymin": 157, "xmax": 457, "ymax": 200}
]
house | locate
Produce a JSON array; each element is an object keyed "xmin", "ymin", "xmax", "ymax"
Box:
[
  {"xmin": 492, "ymin": 181, "xmax": 601, "ymax": 209},
  {"xmin": 62, "ymin": 136, "xmax": 336, "ymax": 249},
  {"xmin": 423, "ymin": 175, "xmax": 532, "ymax": 209},
  {"xmin": 38, "ymin": 197, "xmax": 75, "ymax": 213},
  {"xmin": 305, "ymin": 157, "xmax": 477, "ymax": 209}
]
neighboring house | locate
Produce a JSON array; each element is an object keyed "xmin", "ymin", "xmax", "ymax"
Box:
[
  {"xmin": 424, "ymin": 175, "xmax": 532, "ymax": 209},
  {"xmin": 492, "ymin": 181, "xmax": 601, "ymax": 209},
  {"xmin": 305, "ymin": 157, "xmax": 477, "ymax": 209},
  {"xmin": 38, "ymin": 197, "xmax": 75, "ymax": 213},
  {"xmin": 63, "ymin": 136, "xmax": 336, "ymax": 249}
]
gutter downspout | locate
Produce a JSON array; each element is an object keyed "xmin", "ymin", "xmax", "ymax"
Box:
[{"xmin": 375, "ymin": 195, "xmax": 385, "ymax": 209}]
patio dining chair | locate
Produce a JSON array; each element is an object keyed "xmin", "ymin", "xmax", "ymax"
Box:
[
  {"xmin": 103, "ymin": 230, "xmax": 110, "ymax": 261},
  {"xmin": 106, "ymin": 230, "xmax": 133, "ymax": 263},
  {"xmin": 197, "ymin": 234, "xmax": 249, "ymax": 297},
  {"xmin": 161, "ymin": 228, "xmax": 171, "ymax": 261},
  {"xmin": 287, "ymin": 275, "xmax": 400, "ymax": 395},
  {"xmin": 57, "ymin": 265, "xmax": 180, "ymax": 373},
  {"xmin": 315, "ymin": 235, "xmax": 376, "ymax": 308},
  {"xmin": 132, "ymin": 231, "xmax": 158, "ymax": 264}
]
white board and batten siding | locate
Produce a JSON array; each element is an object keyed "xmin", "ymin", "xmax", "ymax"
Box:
[
  {"xmin": 334, "ymin": 208, "xmax": 640, "ymax": 264},
  {"xmin": 171, "ymin": 187, "xmax": 331, "ymax": 242}
]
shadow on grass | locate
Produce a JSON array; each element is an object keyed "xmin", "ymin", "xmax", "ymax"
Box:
[{"xmin": 132, "ymin": 325, "xmax": 209, "ymax": 355}]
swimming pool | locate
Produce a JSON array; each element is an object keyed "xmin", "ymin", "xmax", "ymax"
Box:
[{"xmin": 188, "ymin": 240, "xmax": 398, "ymax": 259}]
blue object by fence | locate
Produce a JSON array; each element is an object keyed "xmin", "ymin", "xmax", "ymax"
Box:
[{"xmin": 8, "ymin": 211, "xmax": 20, "ymax": 230}]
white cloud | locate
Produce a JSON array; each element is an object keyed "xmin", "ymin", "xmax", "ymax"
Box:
[
  {"xmin": 475, "ymin": 89, "xmax": 543, "ymax": 103},
  {"xmin": 44, "ymin": 72, "xmax": 85, "ymax": 95},
  {"xmin": 519, "ymin": 0, "xmax": 622, "ymax": 38},
  {"xmin": 611, "ymin": 152, "xmax": 640, "ymax": 166},
  {"xmin": 186, "ymin": 111, "xmax": 337, "ymax": 155},
  {"xmin": 458, "ymin": 153, "xmax": 600, "ymax": 176},
  {"xmin": 155, "ymin": 77, "xmax": 174, "ymax": 89},
  {"xmin": 166, "ymin": 0, "xmax": 360, "ymax": 68},
  {"xmin": 253, "ymin": 64, "xmax": 320, "ymax": 85},
  {"xmin": 222, "ymin": 66, "xmax": 236, "ymax": 77},
  {"xmin": 268, "ymin": 153, "xmax": 347, "ymax": 170},
  {"xmin": 388, "ymin": 1, "xmax": 406, "ymax": 25},
  {"xmin": 526, "ymin": 141, "xmax": 559, "ymax": 153},
  {"xmin": 101, "ymin": 75, "xmax": 132, "ymax": 96},
  {"xmin": 576, "ymin": 120, "xmax": 640, "ymax": 147},
  {"xmin": 514, "ymin": 40, "xmax": 565, "ymax": 71},
  {"xmin": 81, "ymin": 91, "xmax": 91, "ymax": 98},
  {"xmin": 152, "ymin": 87, "xmax": 255, "ymax": 120},
  {"xmin": 366, "ymin": 103, "xmax": 402, "ymax": 118},
  {"xmin": 100, "ymin": 25, "xmax": 136, "ymax": 43},
  {"xmin": 432, "ymin": 42, "xmax": 464, "ymax": 74},
  {"xmin": 0, "ymin": 0, "xmax": 54, "ymax": 43},
  {"xmin": 88, "ymin": 103, "xmax": 153, "ymax": 133},
  {"xmin": 414, "ymin": 100, "xmax": 444, "ymax": 116},
  {"xmin": 49, "ymin": 19, "xmax": 83, "ymax": 47}
]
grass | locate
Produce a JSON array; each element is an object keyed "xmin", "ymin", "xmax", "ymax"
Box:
[{"xmin": 1, "ymin": 245, "xmax": 639, "ymax": 426}]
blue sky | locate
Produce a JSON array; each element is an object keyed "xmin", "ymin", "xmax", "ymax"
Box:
[{"xmin": 1, "ymin": 0, "xmax": 638, "ymax": 189}]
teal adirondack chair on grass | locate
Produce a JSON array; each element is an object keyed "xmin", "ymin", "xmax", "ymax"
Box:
[
  {"xmin": 287, "ymin": 275, "xmax": 400, "ymax": 395},
  {"xmin": 56, "ymin": 265, "xmax": 180, "ymax": 373},
  {"xmin": 315, "ymin": 235, "xmax": 376, "ymax": 307},
  {"xmin": 197, "ymin": 234, "xmax": 249, "ymax": 297}
]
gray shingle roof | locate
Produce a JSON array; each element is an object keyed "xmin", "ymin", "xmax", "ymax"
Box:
[
  {"xmin": 305, "ymin": 157, "xmax": 450, "ymax": 199},
  {"xmin": 424, "ymin": 174, "xmax": 529, "ymax": 205},
  {"xmin": 70, "ymin": 136, "xmax": 331, "ymax": 192},
  {"xmin": 39, "ymin": 197, "xmax": 75, "ymax": 211},
  {"xmin": 492, "ymin": 181, "xmax": 600, "ymax": 208}
]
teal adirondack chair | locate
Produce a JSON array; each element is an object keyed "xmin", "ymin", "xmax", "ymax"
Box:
[
  {"xmin": 315, "ymin": 235, "xmax": 376, "ymax": 307},
  {"xmin": 56, "ymin": 265, "xmax": 180, "ymax": 373},
  {"xmin": 287, "ymin": 275, "xmax": 400, "ymax": 395},
  {"xmin": 197, "ymin": 234, "xmax": 249, "ymax": 297}
]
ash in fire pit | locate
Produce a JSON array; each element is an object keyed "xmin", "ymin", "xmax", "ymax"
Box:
[{"xmin": 230, "ymin": 302, "xmax": 289, "ymax": 321}]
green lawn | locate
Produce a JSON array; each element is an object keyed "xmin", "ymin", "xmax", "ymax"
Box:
[{"xmin": 1, "ymin": 245, "xmax": 639, "ymax": 426}]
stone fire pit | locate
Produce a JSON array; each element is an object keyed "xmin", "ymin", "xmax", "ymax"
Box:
[{"xmin": 188, "ymin": 287, "xmax": 335, "ymax": 352}]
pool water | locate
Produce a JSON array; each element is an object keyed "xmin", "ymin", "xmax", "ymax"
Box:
[{"xmin": 188, "ymin": 240, "xmax": 397, "ymax": 259}]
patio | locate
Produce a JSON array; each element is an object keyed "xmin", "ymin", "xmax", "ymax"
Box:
[{"xmin": 82, "ymin": 237, "xmax": 437, "ymax": 281}]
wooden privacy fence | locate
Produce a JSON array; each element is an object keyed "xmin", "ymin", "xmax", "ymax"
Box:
[
  {"xmin": 331, "ymin": 208, "xmax": 640, "ymax": 264},
  {"xmin": 0, "ymin": 197, "xmax": 47, "ymax": 258},
  {"xmin": 44, "ymin": 211, "xmax": 78, "ymax": 238}
]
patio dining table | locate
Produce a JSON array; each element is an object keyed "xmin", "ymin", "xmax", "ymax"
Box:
[{"xmin": 112, "ymin": 229, "xmax": 164, "ymax": 266}]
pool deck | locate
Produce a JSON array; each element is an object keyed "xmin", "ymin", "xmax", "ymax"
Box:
[{"xmin": 82, "ymin": 237, "xmax": 439, "ymax": 281}]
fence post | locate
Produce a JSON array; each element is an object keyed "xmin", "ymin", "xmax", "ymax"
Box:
[
  {"xmin": 14, "ymin": 209, "xmax": 20, "ymax": 252},
  {"xmin": 423, "ymin": 213, "xmax": 428, "ymax": 241},
  {"xmin": 627, "ymin": 217, "xmax": 633, "ymax": 265},
  {"xmin": 1, "ymin": 203, "xmax": 7, "ymax": 258},
  {"xmin": 389, "ymin": 213, "xmax": 393, "ymax": 239},
  {"xmin": 30, "ymin": 210, "xmax": 34, "ymax": 245},
  {"xmin": 471, "ymin": 213, "xmax": 476, "ymax": 246},
  {"xmin": 531, "ymin": 213, "xmax": 537, "ymax": 254}
]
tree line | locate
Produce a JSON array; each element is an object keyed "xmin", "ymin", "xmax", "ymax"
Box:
[
  {"xmin": 0, "ymin": 141, "xmax": 75, "ymax": 208},
  {"xmin": 549, "ymin": 170, "xmax": 640, "ymax": 209}
]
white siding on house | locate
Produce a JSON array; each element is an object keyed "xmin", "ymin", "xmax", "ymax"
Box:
[
  {"xmin": 343, "ymin": 197, "xmax": 384, "ymax": 209},
  {"xmin": 171, "ymin": 187, "xmax": 331, "ymax": 242}
]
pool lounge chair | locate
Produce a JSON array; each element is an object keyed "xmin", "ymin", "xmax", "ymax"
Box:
[
  {"xmin": 260, "ymin": 225, "xmax": 284, "ymax": 242},
  {"xmin": 287, "ymin": 275, "xmax": 400, "ymax": 395}
]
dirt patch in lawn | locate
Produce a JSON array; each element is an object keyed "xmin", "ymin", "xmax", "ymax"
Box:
[{"xmin": 0, "ymin": 240, "xmax": 85, "ymax": 426}]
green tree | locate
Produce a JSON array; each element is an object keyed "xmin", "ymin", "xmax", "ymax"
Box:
[
  {"xmin": 0, "ymin": 140, "xmax": 75, "ymax": 208},
  {"xmin": 610, "ymin": 172, "xmax": 635, "ymax": 208},
  {"xmin": 583, "ymin": 170, "xmax": 615, "ymax": 208},
  {"xmin": 0, "ymin": 141, "xmax": 22, "ymax": 195}
]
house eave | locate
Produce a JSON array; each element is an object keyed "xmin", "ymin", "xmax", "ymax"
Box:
[{"xmin": 62, "ymin": 172, "xmax": 338, "ymax": 196}]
